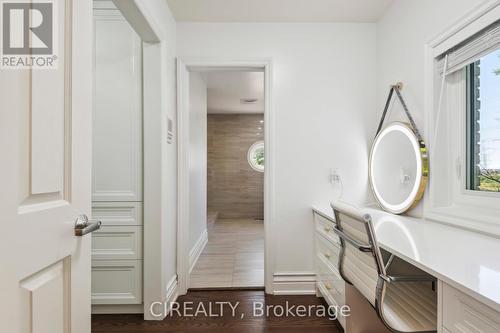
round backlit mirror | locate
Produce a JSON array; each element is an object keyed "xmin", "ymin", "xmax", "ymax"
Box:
[{"xmin": 369, "ymin": 122, "xmax": 428, "ymax": 214}]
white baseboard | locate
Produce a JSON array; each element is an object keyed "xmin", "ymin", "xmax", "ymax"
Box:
[
  {"xmin": 164, "ymin": 274, "xmax": 179, "ymax": 311},
  {"xmin": 273, "ymin": 272, "xmax": 316, "ymax": 295},
  {"xmin": 93, "ymin": 276, "xmax": 180, "ymax": 318},
  {"xmin": 92, "ymin": 304, "xmax": 144, "ymax": 314},
  {"xmin": 161, "ymin": 274, "xmax": 179, "ymax": 313},
  {"xmin": 144, "ymin": 274, "xmax": 179, "ymax": 320},
  {"xmin": 189, "ymin": 229, "xmax": 208, "ymax": 273}
]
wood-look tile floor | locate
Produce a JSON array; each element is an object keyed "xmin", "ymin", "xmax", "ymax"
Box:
[
  {"xmin": 92, "ymin": 290, "xmax": 343, "ymax": 333},
  {"xmin": 189, "ymin": 219, "xmax": 264, "ymax": 289}
]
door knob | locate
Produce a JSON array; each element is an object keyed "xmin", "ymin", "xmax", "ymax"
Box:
[{"xmin": 74, "ymin": 214, "xmax": 101, "ymax": 236}]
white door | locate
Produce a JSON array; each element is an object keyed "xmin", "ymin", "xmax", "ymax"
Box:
[{"xmin": 0, "ymin": 1, "xmax": 93, "ymax": 332}]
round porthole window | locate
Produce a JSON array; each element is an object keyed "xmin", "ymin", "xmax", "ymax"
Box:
[{"xmin": 247, "ymin": 141, "xmax": 264, "ymax": 172}]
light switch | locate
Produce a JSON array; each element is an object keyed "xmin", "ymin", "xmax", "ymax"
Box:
[{"xmin": 167, "ymin": 117, "xmax": 174, "ymax": 144}]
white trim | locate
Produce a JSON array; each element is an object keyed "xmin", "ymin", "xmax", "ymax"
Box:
[
  {"xmin": 177, "ymin": 58, "xmax": 275, "ymax": 295},
  {"xmin": 145, "ymin": 275, "xmax": 179, "ymax": 320},
  {"xmin": 142, "ymin": 41, "xmax": 166, "ymax": 320},
  {"xmin": 189, "ymin": 229, "xmax": 208, "ymax": 274},
  {"xmin": 176, "ymin": 58, "xmax": 190, "ymax": 295},
  {"xmin": 437, "ymin": 280, "xmax": 444, "ymax": 331},
  {"xmin": 264, "ymin": 61, "xmax": 275, "ymax": 295},
  {"xmin": 273, "ymin": 272, "xmax": 316, "ymax": 295},
  {"xmin": 93, "ymin": 0, "xmax": 117, "ymax": 10},
  {"xmin": 92, "ymin": 304, "xmax": 144, "ymax": 314},
  {"xmin": 112, "ymin": 0, "xmax": 162, "ymax": 42},
  {"xmin": 424, "ymin": 0, "xmax": 500, "ymax": 237},
  {"xmin": 164, "ymin": 275, "xmax": 179, "ymax": 314},
  {"xmin": 428, "ymin": 0, "xmax": 500, "ymax": 56}
]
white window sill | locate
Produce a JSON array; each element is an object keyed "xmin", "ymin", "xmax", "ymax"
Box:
[{"xmin": 425, "ymin": 204, "xmax": 500, "ymax": 238}]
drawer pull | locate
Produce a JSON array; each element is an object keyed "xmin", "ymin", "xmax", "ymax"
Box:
[
  {"xmin": 324, "ymin": 253, "xmax": 331, "ymax": 259},
  {"xmin": 325, "ymin": 283, "xmax": 332, "ymax": 290},
  {"xmin": 324, "ymin": 226, "xmax": 331, "ymax": 232}
]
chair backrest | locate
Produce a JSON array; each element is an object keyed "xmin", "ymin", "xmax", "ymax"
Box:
[{"xmin": 331, "ymin": 202, "xmax": 386, "ymax": 307}]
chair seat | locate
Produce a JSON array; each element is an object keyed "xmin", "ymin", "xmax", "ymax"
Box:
[{"xmin": 382, "ymin": 281, "xmax": 437, "ymax": 333}]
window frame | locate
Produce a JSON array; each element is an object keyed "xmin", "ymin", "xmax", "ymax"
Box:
[
  {"xmin": 466, "ymin": 59, "xmax": 500, "ymax": 193},
  {"xmin": 466, "ymin": 62, "xmax": 479, "ymax": 191},
  {"xmin": 424, "ymin": 1, "xmax": 500, "ymax": 237},
  {"xmin": 456, "ymin": 65, "xmax": 500, "ymax": 200}
]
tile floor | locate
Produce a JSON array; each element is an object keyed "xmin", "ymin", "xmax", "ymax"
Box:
[{"xmin": 189, "ymin": 218, "xmax": 264, "ymax": 288}]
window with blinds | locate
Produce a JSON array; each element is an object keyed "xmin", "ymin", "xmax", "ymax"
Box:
[
  {"xmin": 436, "ymin": 20, "xmax": 500, "ymax": 75},
  {"xmin": 435, "ymin": 20, "xmax": 500, "ymax": 193},
  {"xmin": 426, "ymin": 5, "xmax": 500, "ymax": 235}
]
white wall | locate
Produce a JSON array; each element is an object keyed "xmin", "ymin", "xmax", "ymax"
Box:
[
  {"xmin": 376, "ymin": 0, "xmax": 486, "ymax": 216},
  {"xmin": 159, "ymin": 6, "xmax": 178, "ymax": 297},
  {"xmin": 188, "ymin": 72, "xmax": 208, "ymax": 250},
  {"xmin": 177, "ymin": 23, "xmax": 377, "ymax": 277}
]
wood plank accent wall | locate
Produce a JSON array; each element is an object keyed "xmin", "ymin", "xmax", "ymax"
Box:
[{"xmin": 207, "ymin": 114, "xmax": 264, "ymax": 219}]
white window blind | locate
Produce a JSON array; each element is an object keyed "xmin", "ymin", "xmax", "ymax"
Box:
[{"xmin": 437, "ymin": 20, "xmax": 500, "ymax": 74}]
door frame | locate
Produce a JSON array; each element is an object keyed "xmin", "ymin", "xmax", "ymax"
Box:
[
  {"xmin": 176, "ymin": 59, "xmax": 275, "ymax": 295},
  {"xmin": 105, "ymin": 0, "xmax": 165, "ymax": 319}
]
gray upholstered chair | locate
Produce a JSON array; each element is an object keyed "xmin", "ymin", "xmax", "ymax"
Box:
[{"xmin": 330, "ymin": 201, "xmax": 437, "ymax": 333}]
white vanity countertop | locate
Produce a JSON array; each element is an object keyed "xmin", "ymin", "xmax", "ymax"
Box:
[{"xmin": 312, "ymin": 203, "xmax": 500, "ymax": 313}]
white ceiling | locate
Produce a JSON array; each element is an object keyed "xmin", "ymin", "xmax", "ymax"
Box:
[
  {"xmin": 206, "ymin": 71, "xmax": 264, "ymax": 114},
  {"xmin": 166, "ymin": 0, "xmax": 393, "ymax": 23}
]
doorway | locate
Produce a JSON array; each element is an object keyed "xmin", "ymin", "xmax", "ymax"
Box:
[
  {"xmin": 191, "ymin": 71, "xmax": 265, "ymax": 289},
  {"xmin": 177, "ymin": 61, "xmax": 274, "ymax": 295}
]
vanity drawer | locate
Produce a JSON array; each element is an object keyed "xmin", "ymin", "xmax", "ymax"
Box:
[
  {"xmin": 316, "ymin": 252, "xmax": 345, "ymax": 305},
  {"xmin": 92, "ymin": 225, "xmax": 143, "ymax": 260},
  {"xmin": 92, "ymin": 202, "xmax": 143, "ymax": 226},
  {"xmin": 91, "ymin": 260, "xmax": 142, "ymax": 305},
  {"xmin": 317, "ymin": 280, "xmax": 346, "ymax": 328},
  {"xmin": 316, "ymin": 232, "xmax": 341, "ymax": 269},
  {"xmin": 314, "ymin": 212, "xmax": 340, "ymax": 245},
  {"xmin": 442, "ymin": 283, "xmax": 500, "ymax": 333}
]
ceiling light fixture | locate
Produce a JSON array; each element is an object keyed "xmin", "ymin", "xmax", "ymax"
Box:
[{"xmin": 240, "ymin": 98, "xmax": 258, "ymax": 104}]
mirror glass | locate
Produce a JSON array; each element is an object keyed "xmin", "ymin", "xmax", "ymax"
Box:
[{"xmin": 369, "ymin": 123, "xmax": 428, "ymax": 214}]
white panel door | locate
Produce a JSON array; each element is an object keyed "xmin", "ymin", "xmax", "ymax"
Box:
[
  {"xmin": 0, "ymin": 1, "xmax": 93, "ymax": 333},
  {"xmin": 92, "ymin": 9, "xmax": 142, "ymax": 202}
]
